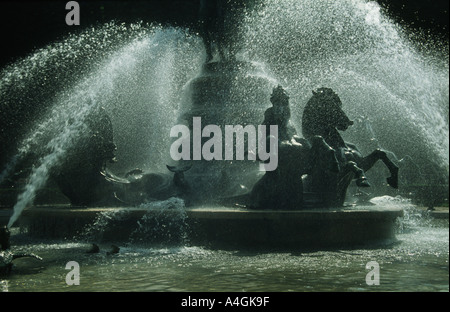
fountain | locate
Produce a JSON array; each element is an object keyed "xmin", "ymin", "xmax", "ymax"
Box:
[{"xmin": 0, "ymin": 0, "xmax": 448, "ymax": 291}]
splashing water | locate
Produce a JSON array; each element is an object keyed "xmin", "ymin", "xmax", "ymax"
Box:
[
  {"xmin": 242, "ymin": 0, "xmax": 449, "ymax": 181},
  {"xmin": 77, "ymin": 197, "xmax": 187, "ymax": 245},
  {"xmin": 369, "ymin": 195, "xmax": 433, "ymax": 230},
  {"xmin": 4, "ymin": 24, "xmax": 203, "ymax": 227},
  {"xmin": 1, "ymin": 0, "xmax": 448, "ymax": 228},
  {"xmin": 130, "ymin": 197, "xmax": 188, "ymax": 245},
  {"xmin": 79, "ymin": 208, "xmax": 132, "ymax": 242}
]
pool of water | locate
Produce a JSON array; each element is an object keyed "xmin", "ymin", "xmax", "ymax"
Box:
[{"xmin": 1, "ymin": 208, "xmax": 448, "ymax": 292}]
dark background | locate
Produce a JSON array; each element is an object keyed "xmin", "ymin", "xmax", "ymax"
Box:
[{"xmin": 0, "ymin": 0, "xmax": 448, "ymax": 69}]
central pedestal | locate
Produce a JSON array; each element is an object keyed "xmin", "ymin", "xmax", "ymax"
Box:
[{"xmin": 176, "ymin": 61, "xmax": 276, "ymax": 202}]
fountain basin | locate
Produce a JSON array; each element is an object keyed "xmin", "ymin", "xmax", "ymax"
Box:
[{"xmin": 17, "ymin": 205, "xmax": 404, "ymax": 250}]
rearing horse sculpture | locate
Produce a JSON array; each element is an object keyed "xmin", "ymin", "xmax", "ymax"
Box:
[
  {"xmin": 248, "ymin": 86, "xmax": 340, "ymax": 210},
  {"xmin": 301, "ymin": 87, "xmax": 399, "ymax": 207}
]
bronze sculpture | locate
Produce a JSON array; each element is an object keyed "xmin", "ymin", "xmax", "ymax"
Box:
[{"xmin": 302, "ymin": 87, "xmax": 399, "ymax": 207}]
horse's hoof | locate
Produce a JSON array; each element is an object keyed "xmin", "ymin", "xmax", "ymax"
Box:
[
  {"xmin": 356, "ymin": 178, "xmax": 371, "ymax": 188},
  {"xmin": 387, "ymin": 176, "xmax": 398, "ymax": 189}
]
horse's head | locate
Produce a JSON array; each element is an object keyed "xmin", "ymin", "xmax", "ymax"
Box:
[{"xmin": 309, "ymin": 88, "xmax": 353, "ymax": 132}]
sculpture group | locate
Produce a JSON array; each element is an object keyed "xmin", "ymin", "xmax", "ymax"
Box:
[
  {"xmin": 250, "ymin": 86, "xmax": 398, "ymax": 209},
  {"xmin": 46, "ymin": 83, "xmax": 398, "ymax": 210},
  {"xmin": 2, "ymin": 2, "xmax": 399, "ymax": 210},
  {"xmin": 194, "ymin": 1, "xmax": 399, "ymax": 208}
]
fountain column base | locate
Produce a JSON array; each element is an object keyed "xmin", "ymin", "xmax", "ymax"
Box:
[{"xmin": 176, "ymin": 60, "xmax": 275, "ymax": 203}]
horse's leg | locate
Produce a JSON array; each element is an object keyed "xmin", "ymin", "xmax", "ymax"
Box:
[
  {"xmin": 336, "ymin": 170, "xmax": 355, "ymax": 206},
  {"xmin": 320, "ymin": 165, "xmax": 355, "ymax": 207},
  {"xmin": 333, "ymin": 161, "xmax": 370, "ymax": 206},
  {"xmin": 309, "ymin": 135, "xmax": 340, "ymax": 173},
  {"xmin": 342, "ymin": 161, "xmax": 370, "ymax": 187},
  {"xmin": 359, "ymin": 149, "xmax": 399, "ymax": 188}
]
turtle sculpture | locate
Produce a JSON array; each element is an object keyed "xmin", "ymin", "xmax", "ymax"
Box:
[{"xmin": 0, "ymin": 226, "xmax": 42, "ymax": 276}]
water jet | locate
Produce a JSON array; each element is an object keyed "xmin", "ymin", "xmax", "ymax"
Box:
[{"xmin": 0, "ymin": 0, "xmax": 447, "ymax": 291}]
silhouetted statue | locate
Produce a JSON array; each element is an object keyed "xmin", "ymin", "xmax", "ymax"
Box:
[
  {"xmin": 52, "ymin": 106, "xmax": 192, "ymax": 206},
  {"xmin": 199, "ymin": 0, "xmax": 225, "ymax": 62},
  {"xmin": 302, "ymin": 88, "xmax": 353, "ymax": 151},
  {"xmin": 249, "ymin": 135, "xmax": 339, "ymax": 210},
  {"xmin": 198, "ymin": 0, "xmax": 244, "ymax": 62},
  {"xmin": 262, "ymin": 85, "xmax": 298, "ymax": 141},
  {"xmin": 302, "ymin": 87, "xmax": 399, "ymax": 207},
  {"xmin": 249, "ymin": 86, "xmax": 340, "ymax": 209},
  {"xmin": 52, "ymin": 106, "xmax": 117, "ymax": 205}
]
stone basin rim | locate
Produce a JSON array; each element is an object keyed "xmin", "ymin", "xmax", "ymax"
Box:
[{"xmin": 18, "ymin": 204, "xmax": 405, "ymax": 217}]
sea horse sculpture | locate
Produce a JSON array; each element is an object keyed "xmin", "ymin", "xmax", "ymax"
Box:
[{"xmin": 301, "ymin": 87, "xmax": 399, "ymax": 207}]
